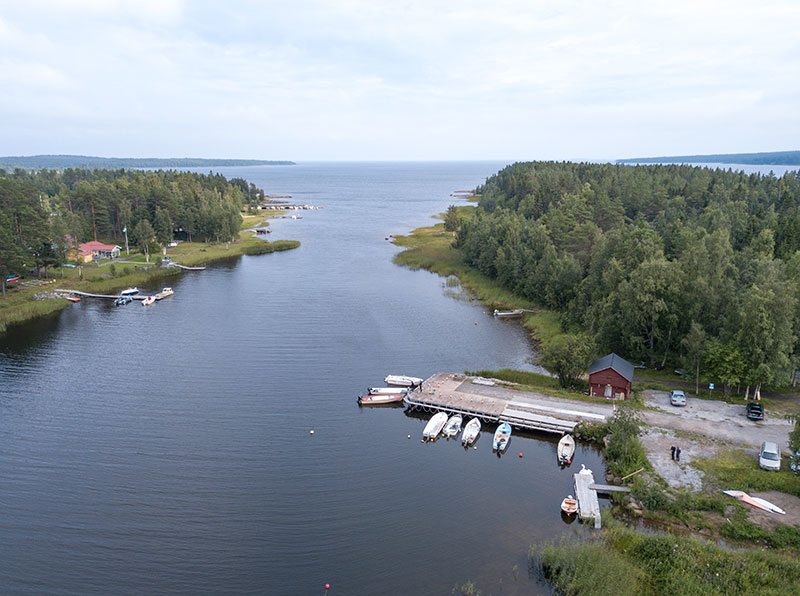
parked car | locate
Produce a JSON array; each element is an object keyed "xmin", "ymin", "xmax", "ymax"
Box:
[
  {"xmin": 746, "ymin": 403, "xmax": 764, "ymax": 421},
  {"xmin": 669, "ymin": 389, "xmax": 686, "ymax": 406},
  {"xmin": 759, "ymin": 441, "xmax": 781, "ymax": 471}
]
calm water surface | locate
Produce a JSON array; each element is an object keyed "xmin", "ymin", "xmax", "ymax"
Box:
[{"xmin": 1, "ymin": 162, "xmax": 608, "ymax": 595}]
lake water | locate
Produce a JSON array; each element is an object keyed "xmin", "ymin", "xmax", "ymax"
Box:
[{"xmin": 0, "ymin": 162, "xmax": 607, "ymax": 595}]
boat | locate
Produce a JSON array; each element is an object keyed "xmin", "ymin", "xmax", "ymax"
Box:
[
  {"xmin": 384, "ymin": 375, "xmax": 423, "ymax": 387},
  {"xmin": 154, "ymin": 287, "xmax": 174, "ymax": 300},
  {"xmin": 443, "ymin": 414, "xmax": 463, "ymax": 437},
  {"xmin": 141, "ymin": 296, "xmax": 156, "ymax": 306},
  {"xmin": 493, "ymin": 422, "xmax": 512, "ymax": 451},
  {"xmin": 557, "ymin": 434, "xmax": 576, "ymax": 465},
  {"xmin": 723, "ymin": 490, "xmax": 786, "ymax": 514},
  {"xmin": 65, "ymin": 294, "xmax": 81, "ymax": 303},
  {"xmin": 120, "ymin": 287, "xmax": 139, "ymax": 296},
  {"xmin": 114, "ymin": 296, "xmax": 132, "ymax": 306},
  {"xmin": 357, "ymin": 392, "xmax": 406, "ymax": 405},
  {"xmin": 493, "ymin": 308, "xmax": 523, "ymax": 318},
  {"xmin": 422, "ymin": 412, "xmax": 448, "ymax": 441},
  {"xmin": 461, "ymin": 417, "xmax": 481, "ymax": 446},
  {"xmin": 368, "ymin": 387, "xmax": 409, "ymax": 395},
  {"xmin": 561, "ymin": 495, "xmax": 578, "ymax": 514}
]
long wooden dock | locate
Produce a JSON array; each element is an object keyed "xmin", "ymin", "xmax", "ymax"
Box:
[
  {"xmin": 574, "ymin": 467, "xmax": 602, "ymax": 528},
  {"xmin": 403, "ymin": 372, "xmax": 607, "ymax": 435},
  {"xmin": 55, "ymin": 289, "xmax": 146, "ymax": 300}
]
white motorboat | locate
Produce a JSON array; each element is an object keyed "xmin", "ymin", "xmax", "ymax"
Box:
[
  {"xmin": 557, "ymin": 434, "xmax": 576, "ymax": 465},
  {"xmin": 443, "ymin": 414, "xmax": 463, "ymax": 437},
  {"xmin": 368, "ymin": 387, "xmax": 409, "ymax": 395},
  {"xmin": 141, "ymin": 295, "xmax": 156, "ymax": 306},
  {"xmin": 384, "ymin": 375, "xmax": 423, "ymax": 387},
  {"xmin": 120, "ymin": 287, "xmax": 139, "ymax": 296},
  {"xmin": 461, "ymin": 418, "xmax": 481, "ymax": 446},
  {"xmin": 155, "ymin": 287, "xmax": 174, "ymax": 300},
  {"xmin": 422, "ymin": 412, "xmax": 448, "ymax": 441},
  {"xmin": 493, "ymin": 422, "xmax": 512, "ymax": 451},
  {"xmin": 357, "ymin": 392, "xmax": 406, "ymax": 405}
]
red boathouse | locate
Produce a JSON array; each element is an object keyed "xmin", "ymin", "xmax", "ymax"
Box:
[{"xmin": 588, "ymin": 353, "xmax": 634, "ymax": 400}]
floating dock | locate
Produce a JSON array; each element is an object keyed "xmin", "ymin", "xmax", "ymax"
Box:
[
  {"xmin": 574, "ymin": 467, "xmax": 602, "ymax": 528},
  {"xmin": 403, "ymin": 373, "xmax": 607, "ymax": 435},
  {"xmin": 55, "ymin": 289, "xmax": 146, "ymax": 300}
]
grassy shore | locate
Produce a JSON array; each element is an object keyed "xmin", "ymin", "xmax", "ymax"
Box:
[
  {"xmin": 0, "ymin": 227, "xmax": 299, "ymax": 335},
  {"xmin": 392, "ymin": 209, "xmax": 564, "ymax": 348}
]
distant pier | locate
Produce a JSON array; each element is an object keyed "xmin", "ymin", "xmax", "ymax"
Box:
[
  {"xmin": 403, "ymin": 373, "xmax": 606, "ymax": 435},
  {"xmin": 55, "ymin": 289, "xmax": 146, "ymax": 300}
]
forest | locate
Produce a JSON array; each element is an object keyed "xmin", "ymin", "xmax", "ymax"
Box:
[
  {"xmin": 0, "ymin": 167, "xmax": 266, "ymax": 295},
  {"xmin": 453, "ymin": 161, "xmax": 800, "ymax": 393}
]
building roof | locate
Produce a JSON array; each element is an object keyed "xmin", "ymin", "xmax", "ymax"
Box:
[
  {"xmin": 588, "ymin": 353, "xmax": 635, "ymax": 382},
  {"xmin": 79, "ymin": 241, "xmax": 120, "ymax": 251}
]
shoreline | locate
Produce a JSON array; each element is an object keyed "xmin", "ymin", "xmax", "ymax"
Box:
[{"xmin": 0, "ymin": 229, "xmax": 299, "ymax": 335}]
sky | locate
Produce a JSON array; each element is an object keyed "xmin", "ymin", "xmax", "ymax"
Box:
[{"xmin": 1, "ymin": 0, "xmax": 799, "ymax": 161}]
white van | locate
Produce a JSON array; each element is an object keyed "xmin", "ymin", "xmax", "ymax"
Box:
[{"xmin": 759, "ymin": 441, "xmax": 781, "ymax": 471}]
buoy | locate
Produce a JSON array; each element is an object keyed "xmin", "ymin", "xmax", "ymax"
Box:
[
  {"xmin": 421, "ymin": 439, "xmax": 425, "ymax": 443},
  {"xmin": 310, "ymin": 430, "xmax": 315, "ymax": 435},
  {"xmin": 407, "ymin": 435, "xmax": 411, "ymax": 439},
  {"xmin": 474, "ymin": 322, "xmax": 478, "ymax": 325},
  {"xmin": 519, "ymin": 452, "xmax": 523, "ymax": 458},
  {"xmin": 325, "ymin": 584, "xmax": 330, "ymax": 590}
]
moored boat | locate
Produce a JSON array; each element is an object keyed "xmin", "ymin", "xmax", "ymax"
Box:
[
  {"xmin": 154, "ymin": 287, "xmax": 174, "ymax": 300},
  {"xmin": 65, "ymin": 294, "xmax": 81, "ymax": 303},
  {"xmin": 114, "ymin": 296, "xmax": 132, "ymax": 306},
  {"xmin": 557, "ymin": 434, "xmax": 576, "ymax": 465},
  {"xmin": 493, "ymin": 308, "xmax": 523, "ymax": 318},
  {"xmin": 461, "ymin": 417, "xmax": 481, "ymax": 445},
  {"xmin": 141, "ymin": 296, "xmax": 156, "ymax": 306},
  {"xmin": 422, "ymin": 412, "xmax": 448, "ymax": 441},
  {"xmin": 120, "ymin": 287, "xmax": 139, "ymax": 296},
  {"xmin": 358, "ymin": 392, "xmax": 406, "ymax": 405},
  {"xmin": 368, "ymin": 387, "xmax": 409, "ymax": 395},
  {"xmin": 493, "ymin": 422, "xmax": 512, "ymax": 451},
  {"xmin": 443, "ymin": 414, "xmax": 463, "ymax": 437},
  {"xmin": 561, "ymin": 495, "xmax": 578, "ymax": 514},
  {"xmin": 384, "ymin": 375, "xmax": 423, "ymax": 387}
]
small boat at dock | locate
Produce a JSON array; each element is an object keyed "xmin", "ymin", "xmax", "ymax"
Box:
[
  {"xmin": 368, "ymin": 387, "xmax": 409, "ymax": 395},
  {"xmin": 154, "ymin": 287, "xmax": 174, "ymax": 300},
  {"xmin": 422, "ymin": 412, "xmax": 448, "ymax": 441},
  {"xmin": 358, "ymin": 392, "xmax": 406, "ymax": 405},
  {"xmin": 141, "ymin": 296, "xmax": 156, "ymax": 306},
  {"xmin": 557, "ymin": 434, "xmax": 576, "ymax": 465},
  {"xmin": 114, "ymin": 296, "xmax": 132, "ymax": 306},
  {"xmin": 561, "ymin": 495, "xmax": 578, "ymax": 515},
  {"xmin": 120, "ymin": 287, "xmax": 139, "ymax": 296},
  {"xmin": 461, "ymin": 418, "xmax": 481, "ymax": 446},
  {"xmin": 493, "ymin": 422, "xmax": 512, "ymax": 452},
  {"xmin": 493, "ymin": 309, "xmax": 523, "ymax": 318},
  {"xmin": 443, "ymin": 414, "xmax": 463, "ymax": 437},
  {"xmin": 65, "ymin": 294, "xmax": 81, "ymax": 303},
  {"xmin": 384, "ymin": 375, "xmax": 423, "ymax": 387}
]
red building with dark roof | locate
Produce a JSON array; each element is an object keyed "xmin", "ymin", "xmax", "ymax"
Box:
[{"xmin": 588, "ymin": 353, "xmax": 634, "ymax": 399}]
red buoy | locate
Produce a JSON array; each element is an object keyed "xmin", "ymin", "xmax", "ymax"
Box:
[
  {"xmin": 519, "ymin": 452, "xmax": 523, "ymax": 458},
  {"xmin": 325, "ymin": 583, "xmax": 330, "ymax": 590}
]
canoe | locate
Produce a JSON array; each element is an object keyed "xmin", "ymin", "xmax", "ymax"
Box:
[
  {"xmin": 357, "ymin": 392, "xmax": 406, "ymax": 405},
  {"xmin": 141, "ymin": 296, "xmax": 156, "ymax": 306},
  {"xmin": 461, "ymin": 417, "xmax": 481, "ymax": 446},
  {"xmin": 493, "ymin": 309, "xmax": 523, "ymax": 318},
  {"xmin": 120, "ymin": 287, "xmax": 139, "ymax": 296},
  {"xmin": 443, "ymin": 414, "xmax": 463, "ymax": 437},
  {"xmin": 423, "ymin": 412, "xmax": 448, "ymax": 441},
  {"xmin": 493, "ymin": 422, "xmax": 512, "ymax": 451},
  {"xmin": 561, "ymin": 495, "xmax": 578, "ymax": 514},
  {"xmin": 384, "ymin": 375, "xmax": 423, "ymax": 387},
  {"xmin": 557, "ymin": 434, "xmax": 576, "ymax": 465},
  {"xmin": 368, "ymin": 387, "xmax": 409, "ymax": 395}
]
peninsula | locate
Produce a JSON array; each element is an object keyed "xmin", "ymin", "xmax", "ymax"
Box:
[{"xmin": 0, "ymin": 154, "xmax": 295, "ymax": 170}]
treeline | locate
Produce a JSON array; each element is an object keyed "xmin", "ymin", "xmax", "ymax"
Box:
[
  {"xmin": 618, "ymin": 149, "xmax": 800, "ymax": 166},
  {"xmin": 0, "ymin": 155, "xmax": 294, "ymax": 169},
  {"xmin": 454, "ymin": 161, "xmax": 800, "ymax": 392},
  {"xmin": 0, "ymin": 167, "xmax": 265, "ymax": 294}
]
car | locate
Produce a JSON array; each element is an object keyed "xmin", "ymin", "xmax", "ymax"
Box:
[
  {"xmin": 746, "ymin": 403, "xmax": 764, "ymax": 421},
  {"xmin": 669, "ymin": 389, "xmax": 686, "ymax": 406},
  {"xmin": 759, "ymin": 441, "xmax": 781, "ymax": 471}
]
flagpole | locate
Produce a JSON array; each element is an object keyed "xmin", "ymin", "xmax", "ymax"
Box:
[{"xmin": 124, "ymin": 226, "xmax": 129, "ymax": 255}]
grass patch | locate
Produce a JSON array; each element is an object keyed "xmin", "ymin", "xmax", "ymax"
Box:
[
  {"xmin": 0, "ymin": 291, "xmax": 68, "ymax": 334},
  {"xmin": 576, "ymin": 406, "xmax": 650, "ymax": 478},
  {"xmin": 532, "ymin": 521, "xmax": 800, "ymax": 596},
  {"xmin": 466, "ymin": 368, "xmax": 609, "ymax": 404},
  {"xmin": 693, "ymin": 449, "xmax": 800, "ymax": 498}
]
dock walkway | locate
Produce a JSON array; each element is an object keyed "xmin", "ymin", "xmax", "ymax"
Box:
[
  {"xmin": 574, "ymin": 467, "xmax": 602, "ymax": 528},
  {"xmin": 55, "ymin": 289, "xmax": 145, "ymax": 300},
  {"xmin": 403, "ymin": 372, "xmax": 608, "ymax": 435}
]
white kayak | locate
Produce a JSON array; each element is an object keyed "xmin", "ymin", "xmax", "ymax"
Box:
[
  {"xmin": 461, "ymin": 417, "xmax": 481, "ymax": 446},
  {"xmin": 557, "ymin": 434, "xmax": 576, "ymax": 465},
  {"xmin": 443, "ymin": 414, "xmax": 463, "ymax": 437},
  {"xmin": 423, "ymin": 412, "xmax": 448, "ymax": 441}
]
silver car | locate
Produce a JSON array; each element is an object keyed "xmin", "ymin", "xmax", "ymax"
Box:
[
  {"xmin": 669, "ymin": 389, "xmax": 686, "ymax": 406},
  {"xmin": 759, "ymin": 441, "xmax": 781, "ymax": 471}
]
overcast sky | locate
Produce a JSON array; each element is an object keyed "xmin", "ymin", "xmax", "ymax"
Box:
[{"xmin": 1, "ymin": 0, "xmax": 799, "ymax": 161}]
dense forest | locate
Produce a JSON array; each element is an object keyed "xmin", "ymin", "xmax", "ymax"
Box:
[
  {"xmin": 0, "ymin": 167, "xmax": 266, "ymax": 294},
  {"xmin": 0, "ymin": 155, "xmax": 294, "ymax": 169},
  {"xmin": 454, "ymin": 161, "xmax": 800, "ymax": 393},
  {"xmin": 618, "ymin": 149, "xmax": 800, "ymax": 166}
]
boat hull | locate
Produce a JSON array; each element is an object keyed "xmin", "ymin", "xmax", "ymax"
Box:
[
  {"xmin": 384, "ymin": 375, "xmax": 423, "ymax": 387},
  {"xmin": 358, "ymin": 393, "xmax": 406, "ymax": 405},
  {"xmin": 461, "ymin": 418, "xmax": 481, "ymax": 445},
  {"xmin": 557, "ymin": 434, "xmax": 576, "ymax": 464},
  {"xmin": 423, "ymin": 412, "xmax": 448, "ymax": 440},
  {"xmin": 493, "ymin": 422, "xmax": 512, "ymax": 451}
]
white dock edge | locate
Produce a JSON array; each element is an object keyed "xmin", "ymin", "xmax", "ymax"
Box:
[
  {"xmin": 574, "ymin": 468, "xmax": 602, "ymax": 529},
  {"xmin": 501, "ymin": 409, "xmax": 577, "ymax": 431},
  {"xmin": 507, "ymin": 400, "xmax": 607, "ymax": 421}
]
